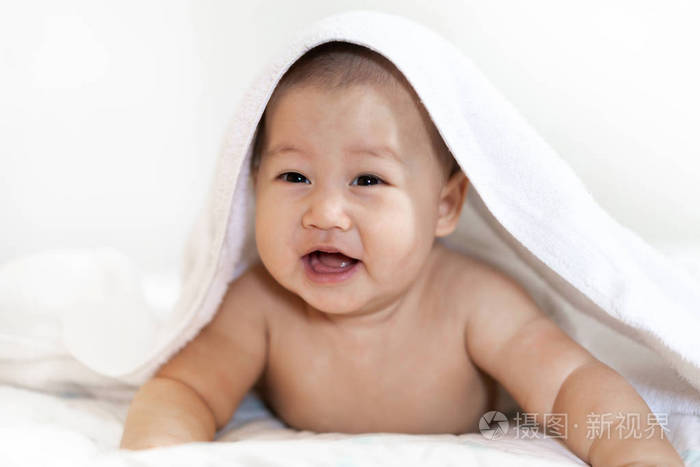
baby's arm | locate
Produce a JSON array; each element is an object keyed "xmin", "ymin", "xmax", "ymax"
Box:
[
  {"xmin": 464, "ymin": 267, "xmax": 683, "ymax": 466},
  {"xmin": 120, "ymin": 266, "xmax": 268, "ymax": 450}
]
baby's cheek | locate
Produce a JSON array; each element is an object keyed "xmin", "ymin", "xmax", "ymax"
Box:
[
  {"xmin": 254, "ymin": 199, "xmax": 289, "ymax": 267},
  {"xmin": 363, "ymin": 193, "xmax": 421, "ymax": 273}
]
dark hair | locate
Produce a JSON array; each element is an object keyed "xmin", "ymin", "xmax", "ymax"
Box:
[{"xmin": 250, "ymin": 41, "xmax": 460, "ymax": 181}]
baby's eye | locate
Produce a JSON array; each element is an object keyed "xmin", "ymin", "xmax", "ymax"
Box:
[
  {"xmin": 279, "ymin": 172, "xmax": 310, "ymax": 184},
  {"xmin": 352, "ymin": 174, "xmax": 384, "ymax": 187}
]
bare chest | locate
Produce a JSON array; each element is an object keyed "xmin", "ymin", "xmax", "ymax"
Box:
[{"xmin": 257, "ymin": 301, "xmax": 495, "ymax": 435}]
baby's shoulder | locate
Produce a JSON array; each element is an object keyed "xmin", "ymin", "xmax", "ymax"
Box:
[
  {"xmin": 430, "ymin": 243, "xmax": 533, "ymax": 323},
  {"xmin": 224, "ymin": 260, "xmax": 303, "ymax": 322},
  {"xmin": 432, "ymin": 243, "xmax": 512, "ymax": 299},
  {"xmin": 224, "ymin": 261, "xmax": 295, "ymax": 311}
]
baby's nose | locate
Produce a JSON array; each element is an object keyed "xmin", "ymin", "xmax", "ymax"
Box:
[{"xmin": 301, "ymin": 187, "xmax": 352, "ymax": 231}]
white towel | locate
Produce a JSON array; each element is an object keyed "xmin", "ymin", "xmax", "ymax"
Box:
[{"xmin": 65, "ymin": 10, "xmax": 700, "ymax": 422}]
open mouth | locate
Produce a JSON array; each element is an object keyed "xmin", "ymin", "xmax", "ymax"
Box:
[
  {"xmin": 302, "ymin": 250, "xmax": 361, "ymax": 283},
  {"xmin": 304, "ymin": 250, "xmax": 359, "ymax": 273}
]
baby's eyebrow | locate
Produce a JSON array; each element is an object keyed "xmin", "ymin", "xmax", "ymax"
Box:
[
  {"xmin": 347, "ymin": 145, "xmax": 404, "ymax": 164},
  {"xmin": 264, "ymin": 144, "xmax": 403, "ymax": 164},
  {"xmin": 263, "ymin": 145, "xmax": 307, "ymax": 160}
]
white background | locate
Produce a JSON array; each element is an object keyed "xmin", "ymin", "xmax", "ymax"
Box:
[{"xmin": 1, "ymin": 0, "xmax": 698, "ymax": 278}]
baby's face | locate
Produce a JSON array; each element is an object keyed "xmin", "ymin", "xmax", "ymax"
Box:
[{"xmin": 253, "ymin": 83, "xmax": 453, "ymax": 316}]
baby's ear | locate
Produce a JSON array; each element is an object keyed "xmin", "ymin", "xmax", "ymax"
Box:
[{"xmin": 434, "ymin": 171, "xmax": 469, "ymax": 238}]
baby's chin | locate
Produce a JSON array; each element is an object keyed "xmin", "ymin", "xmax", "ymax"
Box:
[{"xmin": 295, "ymin": 288, "xmax": 369, "ymax": 316}]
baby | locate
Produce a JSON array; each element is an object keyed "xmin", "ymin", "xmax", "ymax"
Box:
[{"xmin": 120, "ymin": 42, "xmax": 682, "ymax": 465}]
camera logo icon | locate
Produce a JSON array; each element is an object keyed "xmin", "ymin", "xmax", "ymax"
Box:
[{"xmin": 479, "ymin": 410, "xmax": 509, "ymax": 440}]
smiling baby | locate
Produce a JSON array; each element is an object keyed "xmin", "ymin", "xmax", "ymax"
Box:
[{"xmin": 120, "ymin": 42, "xmax": 682, "ymax": 466}]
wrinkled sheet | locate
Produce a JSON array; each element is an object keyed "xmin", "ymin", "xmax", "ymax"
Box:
[{"xmin": 3, "ymin": 384, "xmax": 700, "ymax": 466}]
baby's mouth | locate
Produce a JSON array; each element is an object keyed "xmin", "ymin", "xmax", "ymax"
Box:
[{"xmin": 304, "ymin": 251, "xmax": 360, "ymax": 274}]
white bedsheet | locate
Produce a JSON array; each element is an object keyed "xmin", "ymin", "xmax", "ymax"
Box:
[{"xmin": 2, "ymin": 384, "xmax": 700, "ymax": 466}]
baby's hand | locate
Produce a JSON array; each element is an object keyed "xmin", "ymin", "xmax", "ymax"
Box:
[{"xmin": 583, "ymin": 407, "xmax": 684, "ymax": 466}]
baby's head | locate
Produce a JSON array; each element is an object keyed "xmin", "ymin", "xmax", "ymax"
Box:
[{"xmin": 250, "ymin": 41, "xmax": 469, "ymax": 316}]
